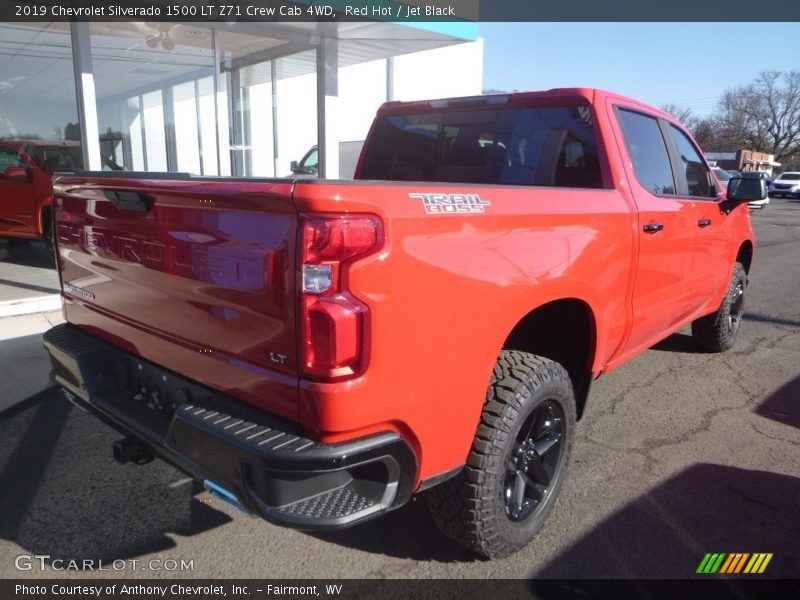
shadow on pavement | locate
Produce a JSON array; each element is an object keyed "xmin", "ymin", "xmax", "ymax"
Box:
[
  {"xmin": 310, "ymin": 494, "xmax": 479, "ymax": 563},
  {"xmin": 649, "ymin": 310, "xmax": 799, "ymax": 355},
  {"xmin": 650, "ymin": 332, "xmax": 697, "ymax": 354},
  {"xmin": 0, "ymin": 333, "xmax": 58, "ymax": 417},
  {"xmin": 0, "ymin": 277, "xmax": 59, "ymax": 295},
  {"xmin": 0, "ymin": 387, "xmax": 231, "ymax": 568},
  {"xmin": 0, "ymin": 239, "xmax": 55, "ymax": 270},
  {"xmin": 744, "ymin": 312, "xmax": 800, "ymax": 329},
  {"xmin": 756, "ymin": 375, "xmax": 800, "ymax": 429},
  {"xmin": 531, "ymin": 463, "xmax": 800, "ymax": 579}
]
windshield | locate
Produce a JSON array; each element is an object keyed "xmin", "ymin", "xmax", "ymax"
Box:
[
  {"xmin": 713, "ymin": 170, "xmax": 732, "ymax": 181},
  {"xmin": 777, "ymin": 173, "xmax": 800, "ymax": 181},
  {"xmin": 28, "ymin": 145, "xmax": 122, "ymax": 174},
  {"xmin": 359, "ymin": 103, "xmax": 603, "ymax": 188},
  {"xmin": 300, "ymin": 147, "xmax": 318, "ymax": 170}
]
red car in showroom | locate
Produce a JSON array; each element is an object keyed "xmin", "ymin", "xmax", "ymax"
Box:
[{"xmin": 0, "ymin": 140, "xmax": 120, "ymax": 250}]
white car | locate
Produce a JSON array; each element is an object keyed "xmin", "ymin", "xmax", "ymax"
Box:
[{"xmin": 769, "ymin": 171, "xmax": 800, "ymax": 199}]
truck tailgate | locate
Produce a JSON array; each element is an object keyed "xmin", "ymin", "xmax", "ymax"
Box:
[{"xmin": 52, "ymin": 175, "xmax": 299, "ymax": 419}]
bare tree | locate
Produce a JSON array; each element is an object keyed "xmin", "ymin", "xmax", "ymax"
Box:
[
  {"xmin": 691, "ymin": 118, "xmax": 719, "ymax": 150},
  {"xmin": 659, "ymin": 104, "xmax": 719, "ymax": 150},
  {"xmin": 660, "ymin": 103, "xmax": 699, "ymax": 130},
  {"xmin": 717, "ymin": 71, "xmax": 800, "ymax": 168}
]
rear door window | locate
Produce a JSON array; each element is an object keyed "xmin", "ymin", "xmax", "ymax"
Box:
[{"xmin": 667, "ymin": 125, "xmax": 715, "ymax": 198}]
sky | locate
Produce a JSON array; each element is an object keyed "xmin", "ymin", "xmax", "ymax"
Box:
[{"xmin": 478, "ymin": 23, "xmax": 800, "ymax": 116}]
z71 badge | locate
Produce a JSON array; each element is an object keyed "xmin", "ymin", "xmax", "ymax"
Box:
[{"xmin": 410, "ymin": 193, "xmax": 491, "ymax": 215}]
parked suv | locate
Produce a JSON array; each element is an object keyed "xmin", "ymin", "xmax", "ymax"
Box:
[{"xmin": 769, "ymin": 172, "xmax": 800, "ymax": 198}]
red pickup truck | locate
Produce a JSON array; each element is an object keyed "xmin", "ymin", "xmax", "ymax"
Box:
[
  {"xmin": 43, "ymin": 89, "xmax": 764, "ymax": 558},
  {"xmin": 0, "ymin": 140, "xmax": 121, "ymax": 250}
]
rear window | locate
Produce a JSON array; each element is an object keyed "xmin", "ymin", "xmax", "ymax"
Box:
[{"xmin": 359, "ymin": 104, "xmax": 603, "ymax": 188}]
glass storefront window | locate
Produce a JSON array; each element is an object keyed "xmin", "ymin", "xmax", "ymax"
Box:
[
  {"xmin": 2, "ymin": 23, "xmax": 330, "ymax": 178},
  {"xmin": 172, "ymin": 81, "xmax": 201, "ymax": 174},
  {"xmin": 142, "ymin": 90, "xmax": 168, "ymax": 172},
  {"xmin": 0, "ymin": 23, "xmax": 79, "ymax": 143},
  {"xmin": 232, "ymin": 62, "xmax": 275, "ymax": 177},
  {"xmin": 91, "ymin": 23, "xmax": 215, "ymax": 173},
  {"xmin": 197, "ymin": 76, "xmax": 219, "ymax": 176},
  {"xmin": 275, "ymin": 51, "xmax": 317, "ymax": 177},
  {"xmin": 124, "ymin": 96, "xmax": 145, "ymax": 170}
]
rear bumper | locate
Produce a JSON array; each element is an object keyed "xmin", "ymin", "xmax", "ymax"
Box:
[{"xmin": 43, "ymin": 323, "xmax": 417, "ymax": 529}]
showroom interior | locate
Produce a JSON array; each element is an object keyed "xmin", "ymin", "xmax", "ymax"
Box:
[{"xmin": 0, "ymin": 19, "xmax": 481, "ymax": 312}]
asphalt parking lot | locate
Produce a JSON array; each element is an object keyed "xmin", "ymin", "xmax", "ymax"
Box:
[{"xmin": 0, "ymin": 198, "xmax": 798, "ymax": 580}]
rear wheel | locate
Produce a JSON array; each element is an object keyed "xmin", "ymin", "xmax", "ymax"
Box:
[
  {"xmin": 691, "ymin": 262, "xmax": 747, "ymax": 352},
  {"xmin": 427, "ymin": 350, "xmax": 576, "ymax": 558}
]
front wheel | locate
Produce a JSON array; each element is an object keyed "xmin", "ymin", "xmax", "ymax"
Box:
[
  {"xmin": 691, "ymin": 262, "xmax": 747, "ymax": 352},
  {"xmin": 427, "ymin": 351, "xmax": 576, "ymax": 559}
]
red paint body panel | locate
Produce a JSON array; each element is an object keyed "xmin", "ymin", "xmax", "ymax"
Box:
[
  {"xmin": 51, "ymin": 88, "xmax": 755, "ymax": 487},
  {"xmin": 53, "ymin": 177, "xmax": 300, "ymax": 420},
  {"xmin": 0, "ymin": 141, "xmax": 58, "ymax": 239}
]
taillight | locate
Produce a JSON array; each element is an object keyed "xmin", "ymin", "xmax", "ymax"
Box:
[{"xmin": 300, "ymin": 213, "xmax": 382, "ymax": 380}]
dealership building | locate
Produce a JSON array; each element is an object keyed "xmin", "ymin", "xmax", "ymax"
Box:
[{"xmin": 0, "ymin": 19, "xmax": 482, "ymax": 179}]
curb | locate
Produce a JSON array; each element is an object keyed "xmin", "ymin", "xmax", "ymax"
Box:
[{"xmin": 0, "ymin": 295, "xmax": 62, "ymax": 319}]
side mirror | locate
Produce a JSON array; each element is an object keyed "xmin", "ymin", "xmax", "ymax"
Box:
[
  {"xmin": 3, "ymin": 166, "xmax": 29, "ymax": 181},
  {"xmin": 290, "ymin": 160, "xmax": 300, "ymax": 173},
  {"xmin": 727, "ymin": 177, "xmax": 767, "ymax": 202}
]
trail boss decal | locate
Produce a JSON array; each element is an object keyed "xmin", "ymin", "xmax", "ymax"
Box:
[{"xmin": 410, "ymin": 193, "xmax": 491, "ymax": 215}]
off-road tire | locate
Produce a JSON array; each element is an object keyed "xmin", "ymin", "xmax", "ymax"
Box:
[
  {"xmin": 427, "ymin": 350, "xmax": 576, "ymax": 559},
  {"xmin": 691, "ymin": 262, "xmax": 747, "ymax": 352}
]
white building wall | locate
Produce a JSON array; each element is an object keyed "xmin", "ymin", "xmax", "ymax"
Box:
[
  {"xmin": 331, "ymin": 38, "xmax": 484, "ymax": 178},
  {"xmin": 391, "ymin": 38, "xmax": 484, "ymax": 102}
]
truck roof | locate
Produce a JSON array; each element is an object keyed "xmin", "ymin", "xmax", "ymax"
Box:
[{"xmin": 376, "ymin": 88, "xmax": 672, "ymax": 121}]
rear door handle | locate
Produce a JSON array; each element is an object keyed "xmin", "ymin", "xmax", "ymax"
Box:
[
  {"xmin": 697, "ymin": 219, "xmax": 712, "ymax": 228},
  {"xmin": 642, "ymin": 223, "xmax": 664, "ymax": 233}
]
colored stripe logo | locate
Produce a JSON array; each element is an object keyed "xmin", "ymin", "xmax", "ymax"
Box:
[{"xmin": 697, "ymin": 553, "xmax": 773, "ymax": 574}]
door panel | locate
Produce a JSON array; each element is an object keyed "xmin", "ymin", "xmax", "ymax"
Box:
[
  {"xmin": 664, "ymin": 124, "xmax": 732, "ymax": 311},
  {"xmin": 613, "ymin": 107, "xmax": 697, "ymax": 353},
  {"xmin": 0, "ymin": 145, "xmax": 35, "ymax": 236}
]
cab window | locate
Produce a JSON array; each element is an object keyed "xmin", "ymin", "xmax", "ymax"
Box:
[
  {"xmin": 0, "ymin": 147, "xmax": 27, "ymax": 170},
  {"xmin": 359, "ymin": 104, "xmax": 604, "ymax": 188},
  {"xmin": 668, "ymin": 125, "xmax": 715, "ymax": 198}
]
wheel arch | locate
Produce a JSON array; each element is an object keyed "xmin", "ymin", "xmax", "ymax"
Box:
[
  {"xmin": 40, "ymin": 204, "xmax": 52, "ymax": 236},
  {"xmin": 736, "ymin": 240, "xmax": 754, "ymax": 274},
  {"xmin": 502, "ymin": 298, "xmax": 597, "ymax": 420}
]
